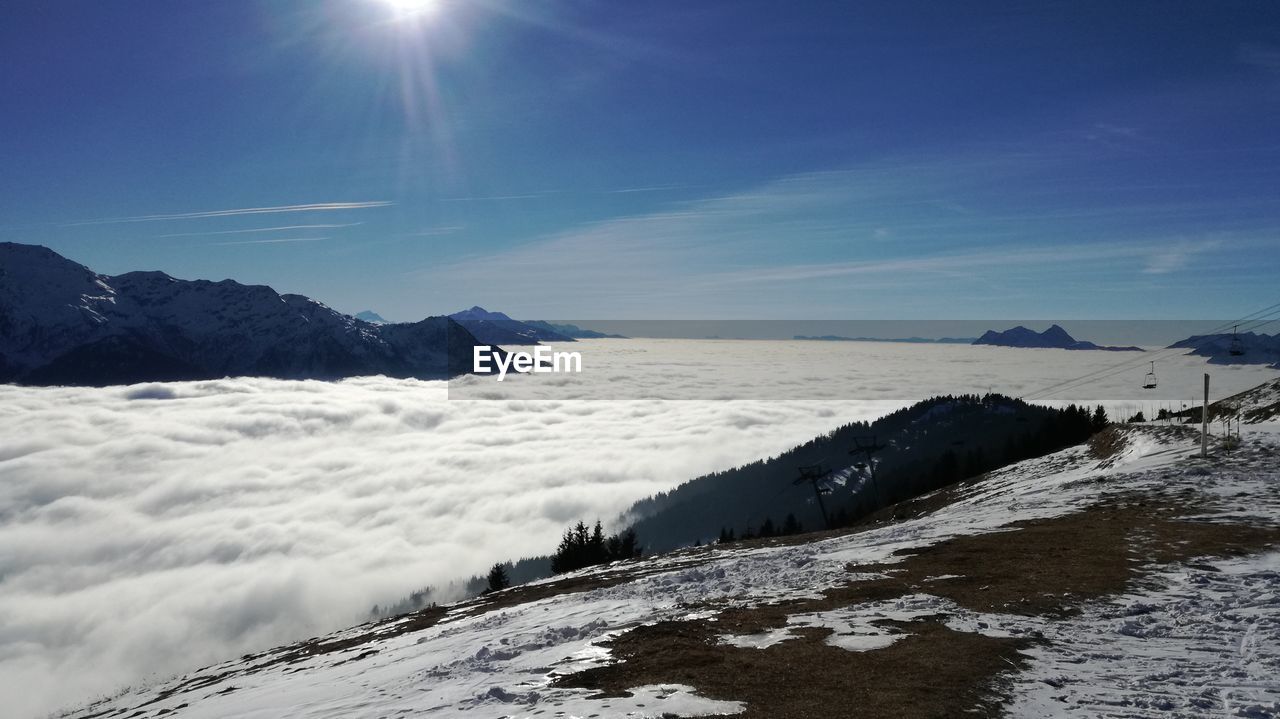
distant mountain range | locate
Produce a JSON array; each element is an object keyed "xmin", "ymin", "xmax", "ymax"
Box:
[
  {"xmin": 973, "ymin": 325, "xmax": 1144, "ymax": 352},
  {"xmin": 447, "ymin": 308, "xmax": 628, "ymax": 343},
  {"xmin": 0, "ymin": 243, "xmax": 491, "ymax": 386},
  {"xmin": 524, "ymin": 320, "xmax": 627, "ymax": 339},
  {"xmin": 447, "ymin": 306, "xmax": 575, "ymax": 345},
  {"xmin": 354, "ymin": 310, "xmax": 388, "ymax": 324},
  {"xmin": 1168, "ymin": 331, "xmax": 1280, "ymax": 368},
  {"xmin": 794, "ymin": 335, "xmax": 976, "ymax": 344}
]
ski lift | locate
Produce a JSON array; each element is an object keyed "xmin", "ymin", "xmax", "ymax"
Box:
[
  {"xmin": 1142, "ymin": 361, "xmax": 1158, "ymax": 390},
  {"xmin": 1229, "ymin": 324, "xmax": 1245, "ymax": 357}
]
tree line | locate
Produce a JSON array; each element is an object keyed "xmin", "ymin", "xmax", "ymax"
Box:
[{"xmin": 485, "ymin": 519, "xmax": 643, "ymax": 592}]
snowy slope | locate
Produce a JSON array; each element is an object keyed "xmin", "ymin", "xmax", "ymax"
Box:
[
  {"xmin": 0, "ymin": 243, "xmax": 484, "ymax": 385},
  {"xmin": 1211, "ymin": 377, "xmax": 1280, "ymax": 423},
  {"xmin": 0, "ymin": 243, "xmax": 120, "ymax": 372},
  {"xmin": 60, "ymin": 420, "xmax": 1280, "ymax": 719}
]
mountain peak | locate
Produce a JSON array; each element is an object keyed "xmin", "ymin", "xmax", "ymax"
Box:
[
  {"xmin": 354, "ymin": 310, "xmax": 388, "ymax": 324},
  {"xmin": 1041, "ymin": 324, "xmax": 1076, "ymax": 343},
  {"xmin": 449, "ymin": 306, "xmax": 515, "ymax": 322},
  {"xmin": 0, "ymin": 241, "xmax": 95, "ymax": 275},
  {"xmin": 974, "ymin": 325, "xmax": 1142, "ymax": 352},
  {"xmin": 112, "ymin": 270, "xmax": 178, "ymax": 283},
  {"xmin": 446, "ymin": 306, "xmax": 576, "ymax": 344}
]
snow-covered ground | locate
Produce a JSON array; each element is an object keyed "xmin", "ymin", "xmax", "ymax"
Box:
[{"xmin": 61, "ymin": 413, "xmax": 1280, "ymax": 718}]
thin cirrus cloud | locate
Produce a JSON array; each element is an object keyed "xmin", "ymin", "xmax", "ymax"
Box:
[
  {"xmin": 1237, "ymin": 42, "xmax": 1280, "ymax": 73},
  {"xmin": 61, "ymin": 201, "xmax": 394, "ymax": 227},
  {"xmin": 410, "ymin": 147, "xmax": 1278, "ymax": 318},
  {"xmin": 602, "ymin": 184, "xmax": 693, "ymax": 194},
  {"xmin": 206, "ymin": 237, "xmax": 329, "ymax": 247},
  {"xmin": 438, "ymin": 193, "xmax": 551, "ymax": 202},
  {"xmin": 157, "ymin": 223, "xmax": 363, "ymax": 238},
  {"xmin": 700, "ymin": 239, "xmax": 1227, "ymax": 286},
  {"xmin": 402, "ymin": 226, "xmax": 464, "ymax": 237},
  {"xmin": 434, "ymin": 185, "xmax": 690, "ymax": 202},
  {"xmin": 1141, "ymin": 238, "xmax": 1224, "ymax": 275}
]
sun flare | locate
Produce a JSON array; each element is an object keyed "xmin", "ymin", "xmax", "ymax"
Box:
[{"xmin": 377, "ymin": 0, "xmax": 439, "ymax": 19}]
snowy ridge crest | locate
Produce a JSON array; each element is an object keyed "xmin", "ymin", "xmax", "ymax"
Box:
[{"xmin": 0, "ymin": 242, "xmax": 485, "ymax": 385}]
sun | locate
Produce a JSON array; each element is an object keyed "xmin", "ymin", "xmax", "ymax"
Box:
[{"xmin": 377, "ymin": 0, "xmax": 440, "ymax": 19}]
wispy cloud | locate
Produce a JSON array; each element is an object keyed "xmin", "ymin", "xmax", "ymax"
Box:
[
  {"xmin": 410, "ymin": 150, "xmax": 1276, "ymax": 317},
  {"xmin": 434, "ymin": 185, "xmax": 690, "ymax": 202},
  {"xmin": 157, "ymin": 223, "xmax": 362, "ymax": 238},
  {"xmin": 699, "ymin": 239, "xmax": 1240, "ymax": 287},
  {"xmin": 206, "ymin": 237, "xmax": 328, "ymax": 247},
  {"xmin": 439, "ymin": 193, "xmax": 550, "ymax": 202},
  {"xmin": 1083, "ymin": 122, "xmax": 1150, "ymax": 148},
  {"xmin": 1238, "ymin": 42, "xmax": 1280, "ymax": 73},
  {"xmin": 1141, "ymin": 238, "xmax": 1222, "ymax": 275},
  {"xmin": 403, "ymin": 226, "xmax": 463, "ymax": 237},
  {"xmin": 604, "ymin": 184, "xmax": 691, "ymax": 194},
  {"xmin": 63, "ymin": 202, "xmax": 393, "ymax": 227}
]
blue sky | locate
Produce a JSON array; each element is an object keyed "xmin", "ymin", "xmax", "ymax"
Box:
[{"xmin": 2, "ymin": 0, "xmax": 1278, "ymax": 320}]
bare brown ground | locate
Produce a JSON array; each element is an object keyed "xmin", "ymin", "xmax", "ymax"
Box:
[
  {"xmin": 560, "ymin": 620, "xmax": 1028, "ymax": 719},
  {"xmin": 553, "ymin": 498, "xmax": 1280, "ymax": 718},
  {"xmin": 855, "ymin": 499, "xmax": 1280, "ymax": 617}
]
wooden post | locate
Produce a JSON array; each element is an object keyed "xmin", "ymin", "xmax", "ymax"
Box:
[{"xmin": 1201, "ymin": 373, "xmax": 1209, "ymax": 458}]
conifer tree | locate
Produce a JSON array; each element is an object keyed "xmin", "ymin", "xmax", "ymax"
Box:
[
  {"xmin": 781, "ymin": 513, "xmax": 802, "ymax": 535},
  {"xmin": 486, "ymin": 563, "xmax": 510, "ymax": 592},
  {"xmin": 1091, "ymin": 405, "xmax": 1109, "ymax": 432}
]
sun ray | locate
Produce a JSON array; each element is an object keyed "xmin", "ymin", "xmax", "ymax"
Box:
[{"xmin": 377, "ymin": 0, "xmax": 440, "ymax": 20}]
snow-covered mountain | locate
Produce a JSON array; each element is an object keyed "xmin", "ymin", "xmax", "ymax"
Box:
[
  {"xmin": 57, "ymin": 399, "xmax": 1280, "ymax": 718},
  {"xmin": 449, "ymin": 305, "xmax": 518, "ymax": 323},
  {"xmin": 1169, "ymin": 331, "xmax": 1280, "ymax": 369},
  {"xmin": 0, "ymin": 242, "xmax": 487, "ymax": 386},
  {"xmin": 448, "ymin": 306, "xmax": 575, "ymax": 345},
  {"xmin": 974, "ymin": 324, "xmax": 1143, "ymax": 351}
]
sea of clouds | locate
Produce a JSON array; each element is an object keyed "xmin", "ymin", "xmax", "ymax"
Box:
[
  {"xmin": 0, "ymin": 377, "xmax": 895, "ymax": 718},
  {"xmin": 2, "ymin": 340, "xmax": 1276, "ymax": 718}
]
